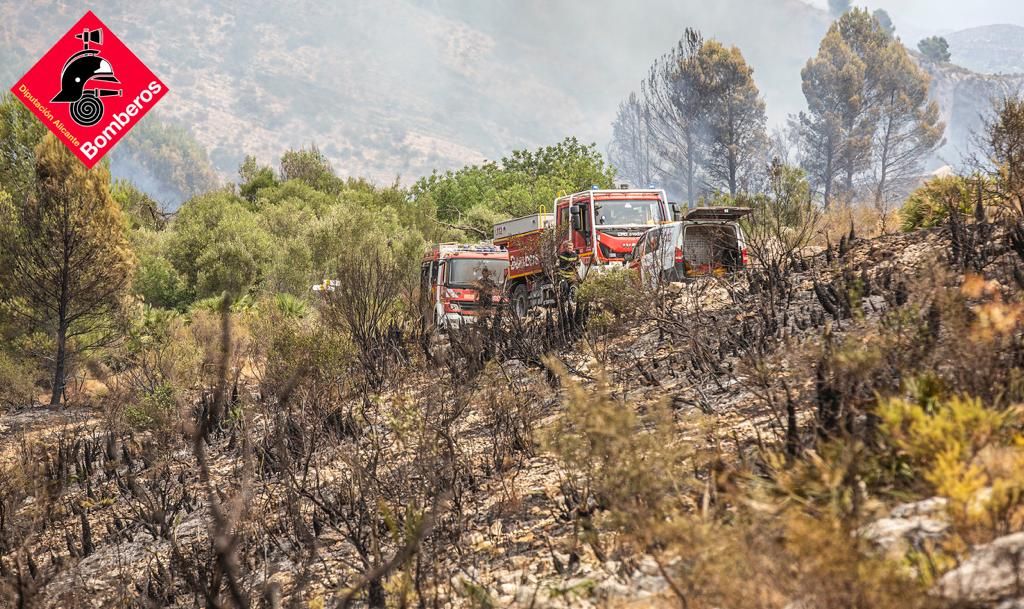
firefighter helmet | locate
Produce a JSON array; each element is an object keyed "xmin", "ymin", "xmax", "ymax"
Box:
[
  {"xmin": 51, "ymin": 50, "xmax": 120, "ymax": 104},
  {"xmin": 50, "ymin": 49, "xmax": 120, "ymax": 127}
]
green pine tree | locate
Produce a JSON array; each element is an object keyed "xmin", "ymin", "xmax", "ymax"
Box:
[{"xmin": 0, "ymin": 134, "xmax": 135, "ymax": 405}]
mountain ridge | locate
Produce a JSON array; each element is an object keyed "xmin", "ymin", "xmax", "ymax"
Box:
[
  {"xmin": 945, "ymin": 24, "xmax": 1024, "ymax": 75},
  {"xmin": 0, "ymin": 0, "xmax": 830, "ymax": 198},
  {"xmin": 2, "ymin": 2, "xmax": 1022, "ymax": 208}
]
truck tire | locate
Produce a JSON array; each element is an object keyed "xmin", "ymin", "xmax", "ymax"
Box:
[{"xmin": 511, "ymin": 283, "xmax": 529, "ymax": 319}]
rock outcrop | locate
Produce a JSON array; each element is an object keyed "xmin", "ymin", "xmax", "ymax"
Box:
[
  {"xmin": 922, "ymin": 59, "xmax": 1024, "ymax": 167},
  {"xmin": 937, "ymin": 532, "xmax": 1024, "ymax": 604}
]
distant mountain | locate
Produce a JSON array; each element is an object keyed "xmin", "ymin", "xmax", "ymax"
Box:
[
  {"xmin": 6, "ymin": 2, "xmax": 1024, "ymax": 206},
  {"xmin": 945, "ymin": 24, "xmax": 1024, "ymax": 75},
  {"xmin": 0, "ymin": 0, "xmax": 830, "ymax": 205}
]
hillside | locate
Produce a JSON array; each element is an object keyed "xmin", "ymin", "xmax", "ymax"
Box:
[
  {"xmin": 946, "ymin": 24, "xmax": 1024, "ymax": 75},
  {"xmin": 7, "ymin": 4, "xmax": 1024, "ymax": 607},
  {"xmin": 5, "ymin": 2, "xmax": 1020, "ymax": 204},
  {"xmin": 0, "ymin": 0, "xmax": 829, "ymax": 204}
]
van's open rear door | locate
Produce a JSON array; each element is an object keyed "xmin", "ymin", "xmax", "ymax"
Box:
[{"xmin": 684, "ymin": 207, "xmax": 752, "ymax": 221}]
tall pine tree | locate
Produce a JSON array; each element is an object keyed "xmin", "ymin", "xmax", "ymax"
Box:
[
  {"xmin": 0, "ymin": 134, "xmax": 134, "ymax": 405},
  {"xmin": 613, "ymin": 30, "xmax": 767, "ymax": 201},
  {"xmin": 796, "ymin": 9, "xmax": 941, "ymax": 208},
  {"xmin": 873, "ymin": 42, "xmax": 945, "ymax": 224},
  {"xmin": 794, "ymin": 28, "xmax": 865, "ymax": 207},
  {"xmin": 641, "ymin": 28, "xmax": 706, "ymax": 205},
  {"xmin": 699, "ymin": 40, "xmax": 768, "ymax": 196}
]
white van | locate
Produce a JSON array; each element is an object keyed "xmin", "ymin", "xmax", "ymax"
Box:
[{"xmin": 627, "ymin": 207, "xmax": 752, "ymax": 285}]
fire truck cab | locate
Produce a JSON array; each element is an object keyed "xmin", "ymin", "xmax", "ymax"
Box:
[
  {"xmin": 494, "ymin": 188, "xmax": 673, "ymax": 317},
  {"xmin": 420, "ymin": 243, "xmax": 509, "ymax": 329}
]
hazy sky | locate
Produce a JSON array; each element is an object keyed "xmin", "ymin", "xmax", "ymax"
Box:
[{"xmin": 805, "ymin": 0, "xmax": 1024, "ymax": 41}]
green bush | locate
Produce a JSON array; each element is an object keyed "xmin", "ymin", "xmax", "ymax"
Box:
[
  {"xmin": 578, "ymin": 266, "xmax": 644, "ymax": 319},
  {"xmin": 134, "ymin": 252, "xmax": 190, "ymax": 310},
  {"xmin": 273, "ymin": 292, "xmax": 308, "ymax": 318},
  {"xmin": 195, "ymin": 239, "xmax": 267, "ymax": 298},
  {"xmin": 166, "ymin": 191, "xmax": 274, "ymax": 299},
  {"xmin": 411, "ymin": 137, "xmax": 615, "ymax": 226},
  {"xmin": 0, "ymin": 350, "xmax": 39, "ymax": 407},
  {"xmin": 899, "ymin": 175, "xmax": 973, "ymax": 231},
  {"xmin": 265, "ymin": 238, "xmax": 314, "ymax": 296},
  {"xmin": 578, "ymin": 267, "xmax": 646, "ymax": 350},
  {"xmin": 123, "ymin": 381, "xmax": 178, "ymax": 429}
]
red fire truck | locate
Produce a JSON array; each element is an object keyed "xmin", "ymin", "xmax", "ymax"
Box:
[
  {"xmin": 420, "ymin": 243, "xmax": 509, "ymax": 329},
  {"xmin": 493, "ymin": 188, "xmax": 673, "ymax": 316}
]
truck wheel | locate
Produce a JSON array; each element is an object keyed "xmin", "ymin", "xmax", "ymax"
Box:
[{"xmin": 511, "ymin": 283, "xmax": 529, "ymax": 318}]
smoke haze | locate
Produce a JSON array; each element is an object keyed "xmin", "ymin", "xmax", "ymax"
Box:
[{"xmin": 1, "ymin": 0, "xmax": 1022, "ymax": 206}]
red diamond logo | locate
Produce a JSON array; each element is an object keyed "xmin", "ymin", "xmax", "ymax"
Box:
[{"xmin": 10, "ymin": 11, "xmax": 168, "ymax": 168}]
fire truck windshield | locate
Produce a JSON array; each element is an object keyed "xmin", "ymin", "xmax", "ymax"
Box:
[
  {"xmin": 446, "ymin": 258, "xmax": 509, "ymax": 289},
  {"xmin": 593, "ymin": 199, "xmax": 664, "ymax": 227}
]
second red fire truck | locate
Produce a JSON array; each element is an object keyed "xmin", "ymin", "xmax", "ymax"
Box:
[{"xmin": 493, "ymin": 187, "xmax": 673, "ymax": 317}]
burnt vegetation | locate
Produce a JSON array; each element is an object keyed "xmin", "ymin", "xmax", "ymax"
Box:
[
  {"xmin": 6, "ymin": 126, "xmax": 1024, "ymax": 608},
  {"xmin": 7, "ymin": 19, "xmax": 1024, "ymax": 609}
]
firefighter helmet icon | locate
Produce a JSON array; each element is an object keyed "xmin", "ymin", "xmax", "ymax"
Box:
[{"xmin": 50, "ymin": 28, "xmax": 122, "ymax": 127}]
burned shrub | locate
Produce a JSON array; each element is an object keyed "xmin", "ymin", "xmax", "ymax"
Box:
[{"xmin": 321, "ymin": 247, "xmax": 413, "ymax": 392}]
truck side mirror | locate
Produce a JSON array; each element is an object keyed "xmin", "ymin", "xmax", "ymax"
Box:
[
  {"xmin": 669, "ymin": 202, "xmax": 681, "ymax": 221},
  {"xmin": 569, "ymin": 205, "xmax": 582, "ymax": 232}
]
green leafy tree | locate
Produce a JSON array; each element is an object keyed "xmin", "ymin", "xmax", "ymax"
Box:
[
  {"xmin": 265, "ymin": 238, "xmax": 314, "ymax": 296},
  {"xmin": 411, "ymin": 137, "xmax": 613, "ymax": 237},
  {"xmin": 0, "ymin": 93, "xmax": 46, "ymax": 204},
  {"xmin": 0, "ymin": 135, "xmax": 135, "ymax": 405},
  {"xmin": 307, "ymin": 202, "xmax": 423, "ymax": 281},
  {"xmin": 279, "ymin": 145, "xmax": 342, "ymax": 193},
  {"xmin": 134, "ymin": 247, "xmax": 190, "ymax": 310},
  {"xmin": 238, "ymin": 155, "xmax": 278, "ymax": 202},
  {"xmin": 254, "ymin": 196, "xmax": 317, "ymax": 294},
  {"xmin": 166, "ymin": 191, "xmax": 274, "ymax": 299},
  {"xmin": 256, "ymin": 178, "xmax": 337, "ymax": 217},
  {"xmin": 918, "ymin": 36, "xmax": 951, "ymax": 63}
]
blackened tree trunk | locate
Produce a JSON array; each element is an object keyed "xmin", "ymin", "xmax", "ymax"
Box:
[
  {"xmin": 368, "ymin": 579, "xmax": 386, "ymax": 609},
  {"xmin": 50, "ymin": 252, "xmax": 70, "ymax": 406},
  {"xmin": 49, "ymin": 323, "xmax": 67, "ymax": 407}
]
